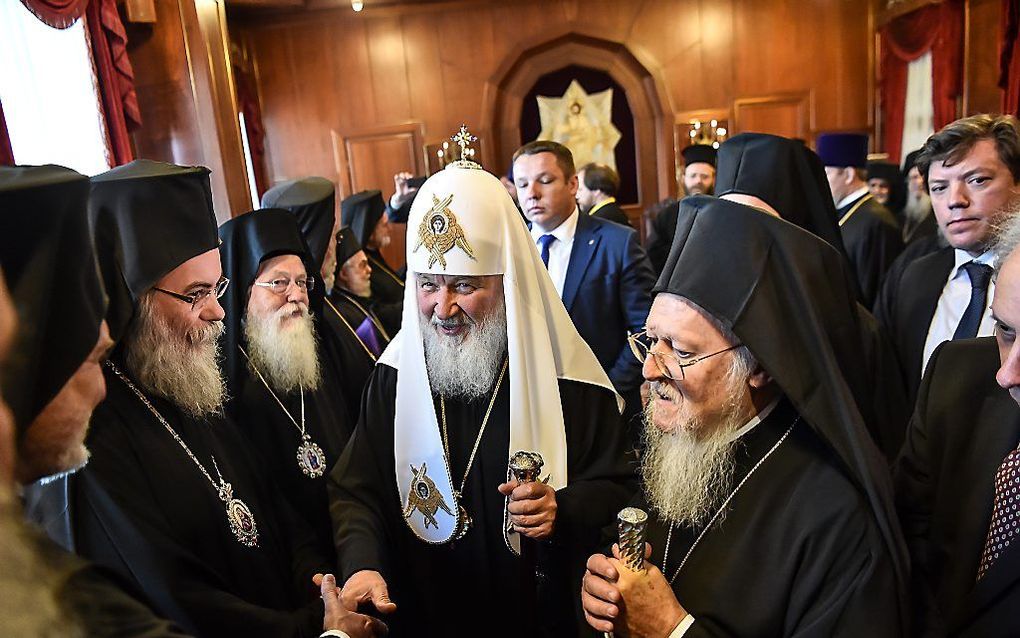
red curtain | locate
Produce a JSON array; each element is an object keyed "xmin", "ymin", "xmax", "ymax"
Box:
[
  {"xmin": 0, "ymin": 100, "xmax": 14, "ymax": 166},
  {"xmin": 1002, "ymin": 0, "xmax": 1020, "ymax": 116},
  {"xmin": 18, "ymin": 0, "xmax": 87, "ymax": 29},
  {"xmin": 19, "ymin": 0, "xmax": 139, "ymax": 166},
  {"xmin": 85, "ymin": 0, "xmax": 140, "ymax": 166},
  {"xmin": 233, "ymin": 63, "xmax": 269, "ymax": 198},
  {"xmin": 879, "ymin": 0, "xmax": 965, "ymax": 163}
]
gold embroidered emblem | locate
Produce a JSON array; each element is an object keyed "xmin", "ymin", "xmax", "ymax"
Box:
[
  {"xmin": 403, "ymin": 462, "xmax": 454, "ymax": 530},
  {"xmin": 413, "ymin": 193, "xmax": 476, "ymax": 269}
]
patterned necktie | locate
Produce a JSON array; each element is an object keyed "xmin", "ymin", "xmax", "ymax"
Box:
[
  {"xmin": 977, "ymin": 446, "xmax": 1020, "ymax": 580},
  {"xmin": 953, "ymin": 262, "xmax": 994, "ymax": 340},
  {"xmin": 537, "ymin": 234, "xmax": 556, "ymax": 268}
]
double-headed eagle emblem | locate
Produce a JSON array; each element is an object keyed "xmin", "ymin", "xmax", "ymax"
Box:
[
  {"xmin": 413, "ymin": 193, "xmax": 476, "ymax": 269},
  {"xmin": 403, "ymin": 462, "xmax": 453, "ymax": 530}
]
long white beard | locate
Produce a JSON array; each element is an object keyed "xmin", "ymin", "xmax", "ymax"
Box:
[
  {"xmin": 640, "ymin": 365, "xmax": 752, "ymax": 528},
  {"xmin": 421, "ymin": 307, "xmax": 507, "ymax": 401},
  {"xmin": 244, "ymin": 302, "xmax": 321, "ymax": 394},
  {"xmin": 903, "ymin": 192, "xmax": 932, "ymax": 224},
  {"xmin": 124, "ymin": 296, "xmax": 227, "ymax": 419}
]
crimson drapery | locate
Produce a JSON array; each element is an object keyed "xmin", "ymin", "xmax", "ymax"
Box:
[
  {"xmin": 1002, "ymin": 0, "xmax": 1020, "ymax": 116},
  {"xmin": 85, "ymin": 0, "xmax": 140, "ymax": 165},
  {"xmin": 0, "ymin": 100, "xmax": 14, "ymax": 166},
  {"xmin": 19, "ymin": 0, "xmax": 140, "ymax": 166},
  {"xmin": 879, "ymin": 0, "xmax": 964, "ymax": 163},
  {"xmin": 233, "ymin": 63, "xmax": 269, "ymax": 198},
  {"xmin": 18, "ymin": 0, "xmax": 87, "ymax": 29}
]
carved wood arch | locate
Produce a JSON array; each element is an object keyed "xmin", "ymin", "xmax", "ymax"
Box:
[{"xmin": 481, "ymin": 31, "xmax": 675, "ymax": 222}]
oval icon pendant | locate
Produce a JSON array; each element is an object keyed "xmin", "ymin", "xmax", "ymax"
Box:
[
  {"xmin": 296, "ymin": 438, "xmax": 326, "ymax": 478},
  {"xmin": 226, "ymin": 498, "xmax": 259, "ymax": 548}
]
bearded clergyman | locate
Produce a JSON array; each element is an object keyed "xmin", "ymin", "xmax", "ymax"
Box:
[
  {"xmin": 581, "ymin": 196, "xmax": 910, "ymax": 637},
  {"xmin": 219, "ymin": 208, "xmax": 354, "ymax": 561},
  {"xmin": 69, "ymin": 160, "xmax": 382, "ymax": 637},
  {"xmin": 329, "ymin": 135, "xmax": 635, "ymax": 636}
]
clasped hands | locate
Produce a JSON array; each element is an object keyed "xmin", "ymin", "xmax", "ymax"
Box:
[
  {"xmin": 582, "ymin": 543, "xmax": 688, "ymax": 637},
  {"xmin": 312, "ymin": 481, "xmax": 557, "ymax": 633}
]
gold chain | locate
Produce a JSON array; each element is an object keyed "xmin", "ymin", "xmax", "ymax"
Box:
[{"xmin": 440, "ymin": 358, "xmax": 508, "ymax": 496}]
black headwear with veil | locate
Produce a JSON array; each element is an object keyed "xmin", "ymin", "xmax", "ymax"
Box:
[
  {"xmin": 218, "ymin": 208, "xmax": 313, "ymax": 399},
  {"xmin": 715, "ymin": 133, "xmax": 848, "ymax": 254},
  {"xmin": 654, "ymin": 195, "xmax": 909, "ymax": 627},
  {"xmin": 88, "ymin": 160, "xmax": 220, "ymax": 346},
  {"xmin": 0, "ymin": 165, "xmax": 106, "ymax": 433}
]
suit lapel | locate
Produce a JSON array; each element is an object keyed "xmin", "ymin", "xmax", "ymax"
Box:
[
  {"xmin": 561, "ymin": 213, "xmax": 600, "ymax": 312},
  {"xmin": 952, "ymin": 395, "xmax": 1020, "ymax": 630},
  {"xmin": 902, "ymin": 248, "xmax": 955, "ymax": 378}
]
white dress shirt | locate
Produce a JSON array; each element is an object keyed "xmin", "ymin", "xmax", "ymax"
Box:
[
  {"xmin": 921, "ymin": 249, "xmax": 996, "ymax": 375},
  {"xmin": 835, "ymin": 186, "xmax": 871, "ymax": 212},
  {"xmin": 530, "ymin": 207, "xmax": 580, "ymax": 297}
]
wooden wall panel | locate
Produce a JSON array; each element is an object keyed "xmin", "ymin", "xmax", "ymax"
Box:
[
  {"xmin": 128, "ymin": 0, "xmax": 252, "ymax": 220},
  {"xmin": 965, "ymin": 0, "xmax": 1003, "ymax": 115},
  {"xmin": 733, "ymin": 93, "xmax": 812, "ymax": 141},
  {"xmin": 228, "ymin": 0, "xmax": 896, "ymax": 210}
]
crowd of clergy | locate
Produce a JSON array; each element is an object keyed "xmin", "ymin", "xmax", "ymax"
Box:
[{"xmin": 1, "ymin": 111, "xmax": 1020, "ymax": 637}]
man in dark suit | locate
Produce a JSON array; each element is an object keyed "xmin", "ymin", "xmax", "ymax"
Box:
[
  {"xmin": 817, "ymin": 132, "xmax": 903, "ymax": 308},
  {"xmin": 894, "ymin": 208, "xmax": 1020, "ymax": 636},
  {"xmin": 875, "ymin": 115, "xmax": 1020, "ymax": 402},
  {"xmin": 576, "ymin": 162, "xmax": 630, "ymax": 226},
  {"xmin": 513, "ymin": 141, "xmax": 655, "ymax": 428}
]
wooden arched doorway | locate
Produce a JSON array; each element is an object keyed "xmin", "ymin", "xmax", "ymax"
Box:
[{"xmin": 481, "ymin": 31, "xmax": 674, "ymax": 226}]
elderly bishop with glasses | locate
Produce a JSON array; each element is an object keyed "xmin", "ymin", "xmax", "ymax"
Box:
[
  {"xmin": 69, "ymin": 161, "xmax": 384, "ymax": 638},
  {"xmin": 583, "ymin": 196, "xmax": 910, "ymax": 637},
  {"xmin": 218, "ymin": 207, "xmax": 357, "ymax": 565}
]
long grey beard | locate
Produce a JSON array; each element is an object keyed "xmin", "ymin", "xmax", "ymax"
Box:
[
  {"xmin": 640, "ymin": 370, "xmax": 750, "ymax": 528},
  {"xmin": 244, "ymin": 302, "xmax": 321, "ymax": 394},
  {"xmin": 903, "ymin": 192, "xmax": 932, "ymax": 224},
  {"xmin": 124, "ymin": 296, "xmax": 227, "ymax": 419},
  {"xmin": 421, "ymin": 308, "xmax": 507, "ymax": 401}
]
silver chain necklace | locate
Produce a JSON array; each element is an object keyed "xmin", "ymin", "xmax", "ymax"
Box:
[
  {"xmin": 661, "ymin": 417, "xmax": 798, "ymax": 584},
  {"xmin": 239, "ymin": 346, "xmax": 327, "ymax": 478},
  {"xmin": 106, "ymin": 361, "xmax": 260, "ymax": 548}
]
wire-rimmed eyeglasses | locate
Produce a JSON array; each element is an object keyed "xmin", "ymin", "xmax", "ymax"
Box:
[
  {"xmin": 627, "ymin": 330, "xmax": 742, "ymax": 381},
  {"xmin": 251, "ymin": 276, "xmax": 315, "ymax": 295},
  {"xmin": 153, "ymin": 276, "xmax": 230, "ymax": 311}
]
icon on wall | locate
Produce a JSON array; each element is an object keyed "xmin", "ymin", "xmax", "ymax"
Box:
[{"xmin": 536, "ymin": 79, "xmax": 622, "ymax": 170}]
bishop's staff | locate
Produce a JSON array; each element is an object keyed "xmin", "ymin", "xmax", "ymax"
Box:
[
  {"xmin": 605, "ymin": 507, "xmax": 649, "ymax": 638},
  {"xmin": 508, "ymin": 451, "xmax": 544, "ymax": 624}
]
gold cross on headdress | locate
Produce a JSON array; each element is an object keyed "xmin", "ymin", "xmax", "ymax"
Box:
[
  {"xmin": 448, "ymin": 125, "xmax": 481, "ymax": 170},
  {"xmin": 452, "ymin": 125, "xmax": 476, "ymax": 158}
]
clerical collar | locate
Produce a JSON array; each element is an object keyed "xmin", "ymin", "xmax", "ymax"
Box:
[
  {"xmin": 952, "ymin": 247, "xmax": 995, "ymax": 279},
  {"xmin": 587, "ymin": 197, "xmax": 616, "ymax": 216},
  {"xmin": 725, "ymin": 394, "xmax": 781, "ymax": 444},
  {"xmin": 835, "ymin": 186, "xmax": 870, "ymax": 211}
]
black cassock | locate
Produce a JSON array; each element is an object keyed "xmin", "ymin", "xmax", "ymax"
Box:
[
  {"xmin": 327, "ymin": 287, "xmax": 392, "ymax": 354},
  {"xmin": 365, "ymin": 248, "xmax": 405, "ymax": 334},
  {"xmin": 71, "ymin": 364, "xmax": 329, "ymax": 637},
  {"xmin": 837, "ymin": 193, "xmax": 903, "ymax": 309},
  {"xmin": 236, "ymin": 353, "xmax": 354, "ymax": 564},
  {"xmin": 329, "ymin": 364, "xmax": 636, "ymax": 637},
  {"xmin": 624, "ymin": 399, "xmax": 901, "ymax": 637},
  {"xmin": 320, "ymin": 297, "xmax": 378, "ymax": 424}
]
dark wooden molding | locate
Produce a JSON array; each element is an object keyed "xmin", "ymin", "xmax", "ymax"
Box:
[{"xmin": 481, "ymin": 28, "xmax": 676, "ymax": 209}]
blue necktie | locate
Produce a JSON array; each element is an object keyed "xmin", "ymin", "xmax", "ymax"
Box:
[
  {"xmin": 538, "ymin": 234, "xmax": 556, "ymax": 268},
  {"xmin": 953, "ymin": 261, "xmax": 994, "ymax": 340}
]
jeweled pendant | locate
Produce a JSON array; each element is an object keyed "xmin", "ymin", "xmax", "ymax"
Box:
[
  {"xmin": 296, "ymin": 436, "xmax": 326, "ymax": 478},
  {"xmin": 454, "ymin": 499, "xmax": 472, "ymax": 540},
  {"xmin": 225, "ymin": 497, "xmax": 259, "ymax": 547}
]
